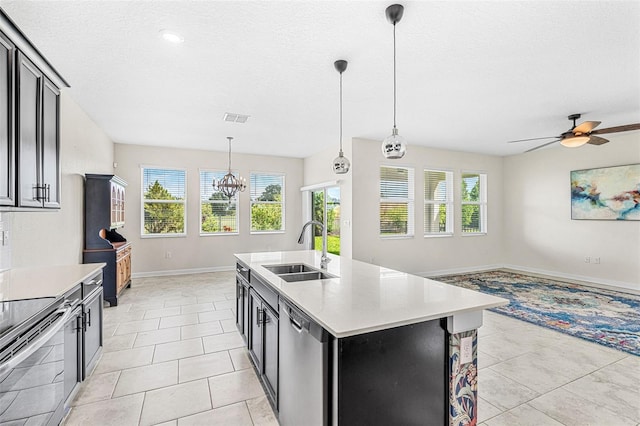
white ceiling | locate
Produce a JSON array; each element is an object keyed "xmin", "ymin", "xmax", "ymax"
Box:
[{"xmin": 2, "ymin": 1, "xmax": 639, "ymax": 158}]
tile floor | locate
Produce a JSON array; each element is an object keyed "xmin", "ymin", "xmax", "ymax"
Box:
[{"xmin": 64, "ymin": 272, "xmax": 639, "ymax": 426}]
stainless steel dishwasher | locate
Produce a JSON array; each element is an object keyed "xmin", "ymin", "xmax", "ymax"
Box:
[{"xmin": 278, "ymin": 298, "xmax": 329, "ymax": 426}]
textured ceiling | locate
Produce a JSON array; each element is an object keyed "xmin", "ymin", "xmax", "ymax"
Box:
[{"xmin": 1, "ymin": 1, "xmax": 639, "ymax": 157}]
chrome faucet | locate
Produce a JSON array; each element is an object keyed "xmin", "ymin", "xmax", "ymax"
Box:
[{"xmin": 297, "ymin": 220, "xmax": 331, "ymax": 269}]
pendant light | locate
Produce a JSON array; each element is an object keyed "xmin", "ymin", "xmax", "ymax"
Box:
[
  {"xmin": 214, "ymin": 137, "xmax": 246, "ymax": 200},
  {"xmin": 381, "ymin": 4, "xmax": 407, "ymax": 159},
  {"xmin": 333, "ymin": 59, "xmax": 350, "ymax": 174}
]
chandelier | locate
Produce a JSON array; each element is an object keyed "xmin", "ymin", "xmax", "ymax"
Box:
[{"xmin": 214, "ymin": 136, "xmax": 246, "ymax": 200}]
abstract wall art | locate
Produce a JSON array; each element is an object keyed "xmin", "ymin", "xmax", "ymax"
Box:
[{"xmin": 570, "ymin": 164, "xmax": 640, "ymax": 220}]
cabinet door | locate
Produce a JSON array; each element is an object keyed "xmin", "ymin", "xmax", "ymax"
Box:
[
  {"xmin": 248, "ymin": 290, "xmax": 263, "ymax": 372},
  {"xmin": 0, "ymin": 32, "xmax": 14, "ymax": 206},
  {"xmin": 63, "ymin": 309, "xmax": 82, "ymax": 400},
  {"xmin": 41, "ymin": 78, "xmax": 60, "ymax": 208},
  {"xmin": 262, "ymin": 304, "xmax": 278, "ymax": 404},
  {"xmin": 242, "ymin": 283, "xmax": 249, "ymax": 342},
  {"xmin": 16, "ymin": 53, "xmax": 42, "ymax": 207},
  {"xmin": 83, "ymin": 290, "xmax": 103, "ymax": 377},
  {"xmin": 235, "ymin": 277, "xmax": 244, "ymax": 337}
]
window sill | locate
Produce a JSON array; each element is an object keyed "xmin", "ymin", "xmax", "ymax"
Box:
[
  {"xmin": 379, "ymin": 235, "xmax": 414, "ymax": 240},
  {"xmin": 141, "ymin": 233, "xmax": 187, "ymax": 239},
  {"xmin": 424, "ymin": 233, "xmax": 453, "ymax": 238},
  {"xmin": 200, "ymin": 232, "xmax": 239, "ymax": 237},
  {"xmin": 250, "ymin": 231, "xmax": 286, "ymax": 235},
  {"xmin": 461, "ymin": 232, "xmax": 487, "ymax": 237}
]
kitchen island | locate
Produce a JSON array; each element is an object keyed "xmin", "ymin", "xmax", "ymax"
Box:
[{"xmin": 235, "ymin": 250, "xmax": 508, "ymax": 426}]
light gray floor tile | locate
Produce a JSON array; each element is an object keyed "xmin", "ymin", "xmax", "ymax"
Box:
[
  {"xmin": 485, "ymin": 404, "xmax": 563, "ymax": 426},
  {"xmin": 114, "ymin": 318, "xmax": 159, "ymax": 335},
  {"xmin": 213, "ymin": 300, "xmax": 235, "ymax": 310},
  {"xmin": 139, "ymin": 379, "xmax": 212, "ymax": 426},
  {"xmin": 479, "ymin": 369, "xmax": 539, "ymax": 411},
  {"xmin": 477, "ymin": 397, "xmax": 502, "ymax": 423},
  {"xmin": 113, "ymin": 360, "xmax": 179, "ymax": 397},
  {"xmin": 208, "ymin": 369, "xmax": 265, "ymax": 409},
  {"xmin": 478, "ymin": 332, "xmax": 535, "ymax": 361},
  {"xmin": 477, "ymin": 350, "xmax": 501, "ymax": 370},
  {"xmin": 71, "ymin": 371, "xmax": 120, "ymax": 406},
  {"xmin": 164, "ymin": 297, "xmax": 198, "ymax": 308},
  {"xmin": 220, "ymin": 318, "xmax": 237, "ymax": 333},
  {"xmin": 229, "ymin": 347, "xmax": 252, "ymax": 371},
  {"xmin": 134, "ymin": 327, "xmax": 181, "ymax": 347},
  {"xmin": 246, "ymin": 396, "xmax": 279, "ymax": 425},
  {"xmin": 103, "ymin": 334, "xmax": 136, "ymax": 353},
  {"xmin": 93, "ymin": 346, "xmax": 154, "ymax": 375},
  {"xmin": 154, "ymin": 421, "xmax": 177, "ymax": 426},
  {"xmin": 143, "ymin": 306, "xmax": 181, "ymax": 319},
  {"xmin": 181, "ymin": 303, "xmax": 215, "ymax": 314},
  {"xmin": 178, "ymin": 351, "xmax": 234, "ymax": 383},
  {"xmin": 488, "ymin": 351, "xmax": 576, "ymax": 393},
  {"xmin": 64, "ymin": 393, "xmax": 144, "ymax": 426},
  {"xmin": 181, "ymin": 321, "xmax": 223, "ymax": 340},
  {"xmin": 178, "ymin": 401, "xmax": 252, "ymax": 426},
  {"xmin": 196, "ymin": 294, "xmax": 227, "ymax": 303},
  {"xmin": 103, "ymin": 310, "xmax": 145, "ymax": 325},
  {"xmin": 529, "ymin": 388, "xmax": 637, "ymax": 426},
  {"xmin": 128, "ymin": 301, "xmax": 166, "ymax": 312},
  {"xmin": 198, "ymin": 309, "xmax": 234, "ymax": 323},
  {"xmin": 159, "ymin": 313, "xmax": 199, "ymax": 329},
  {"xmin": 153, "ymin": 338, "xmax": 204, "ymax": 363},
  {"xmin": 202, "ymin": 332, "xmax": 245, "ymax": 353},
  {"xmin": 102, "ymin": 323, "xmax": 117, "ymax": 338}
]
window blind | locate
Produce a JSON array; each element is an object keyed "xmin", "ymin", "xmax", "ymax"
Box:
[{"xmin": 380, "ymin": 166, "xmax": 414, "ymax": 236}]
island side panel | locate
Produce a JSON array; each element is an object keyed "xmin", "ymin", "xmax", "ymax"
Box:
[
  {"xmin": 449, "ymin": 329, "xmax": 478, "ymax": 426},
  {"xmin": 335, "ymin": 319, "xmax": 448, "ymax": 425}
]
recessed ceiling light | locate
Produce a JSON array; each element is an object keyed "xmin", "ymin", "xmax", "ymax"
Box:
[{"xmin": 159, "ymin": 29, "xmax": 184, "ymax": 44}]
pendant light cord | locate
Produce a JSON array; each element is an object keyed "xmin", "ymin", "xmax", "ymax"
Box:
[
  {"xmin": 227, "ymin": 137, "xmax": 232, "ymax": 173},
  {"xmin": 339, "ymin": 71, "xmax": 343, "ymax": 153},
  {"xmin": 393, "ymin": 22, "xmax": 397, "ymax": 129}
]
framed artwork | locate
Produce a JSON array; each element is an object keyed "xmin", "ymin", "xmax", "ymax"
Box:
[{"xmin": 570, "ymin": 164, "xmax": 640, "ymax": 220}]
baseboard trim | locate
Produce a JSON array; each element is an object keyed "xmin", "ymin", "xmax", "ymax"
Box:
[
  {"xmin": 421, "ymin": 263, "xmax": 638, "ymax": 295},
  {"xmin": 132, "ymin": 265, "xmax": 235, "ymax": 279}
]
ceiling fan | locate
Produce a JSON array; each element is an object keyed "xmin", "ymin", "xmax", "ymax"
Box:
[{"xmin": 507, "ymin": 114, "xmax": 640, "ymax": 153}]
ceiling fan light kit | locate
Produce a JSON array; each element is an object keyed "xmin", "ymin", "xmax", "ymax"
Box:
[
  {"xmin": 381, "ymin": 4, "xmax": 407, "ymax": 160},
  {"xmin": 214, "ymin": 136, "xmax": 246, "ymax": 201},
  {"xmin": 333, "ymin": 59, "xmax": 351, "ymax": 174},
  {"xmin": 560, "ymin": 135, "xmax": 590, "ymax": 148}
]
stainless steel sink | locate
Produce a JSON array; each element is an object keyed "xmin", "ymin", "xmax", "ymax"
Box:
[
  {"xmin": 263, "ymin": 263, "xmax": 336, "ymax": 282},
  {"xmin": 263, "ymin": 263, "xmax": 316, "ymax": 275}
]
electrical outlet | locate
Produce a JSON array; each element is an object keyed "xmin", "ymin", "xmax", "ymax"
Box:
[
  {"xmin": 165, "ymin": 251, "xmax": 172, "ymax": 259},
  {"xmin": 584, "ymin": 256, "xmax": 590, "ymax": 263},
  {"xmin": 1, "ymin": 231, "xmax": 8, "ymax": 246},
  {"xmin": 460, "ymin": 336, "xmax": 473, "ymax": 364},
  {"xmin": 594, "ymin": 257, "xmax": 600, "ymax": 264}
]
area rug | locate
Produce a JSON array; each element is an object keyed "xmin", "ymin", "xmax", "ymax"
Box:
[{"xmin": 436, "ymin": 270, "xmax": 640, "ymax": 357}]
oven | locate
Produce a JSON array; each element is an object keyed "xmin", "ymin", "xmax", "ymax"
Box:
[{"xmin": 0, "ymin": 292, "xmax": 82, "ymax": 425}]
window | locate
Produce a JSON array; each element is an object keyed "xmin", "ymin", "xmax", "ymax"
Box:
[
  {"xmin": 312, "ymin": 187, "xmax": 341, "ymax": 255},
  {"xmin": 141, "ymin": 167, "xmax": 186, "ymax": 236},
  {"xmin": 461, "ymin": 172, "xmax": 487, "ymax": 234},
  {"xmin": 200, "ymin": 170, "xmax": 238, "ymax": 235},
  {"xmin": 380, "ymin": 166, "xmax": 414, "ymax": 237},
  {"xmin": 250, "ymin": 173, "xmax": 285, "ymax": 232},
  {"xmin": 424, "ymin": 169, "xmax": 453, "ymax": 235}
]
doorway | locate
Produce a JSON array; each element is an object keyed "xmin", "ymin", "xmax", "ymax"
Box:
[{"xmin": 311, "ymin": 187, "xmax": 340, "ymax": 255}]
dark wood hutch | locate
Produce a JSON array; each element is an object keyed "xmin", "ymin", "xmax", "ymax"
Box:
[{"xmin": 83, "ymin": 174, "xmax": 131, "ymax": 306}]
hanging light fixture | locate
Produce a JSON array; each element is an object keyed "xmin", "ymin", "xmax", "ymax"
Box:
[
  {"xmin": 381, "ymin": 4, "xmax": 407, "ymax": 159},
  {"xmin": 214, "ymin": 136, "xmax": 246, "ymax": 200},
  {"xmin": 333, "ymin": 59, "xmax": 350, "ymax": 174}
]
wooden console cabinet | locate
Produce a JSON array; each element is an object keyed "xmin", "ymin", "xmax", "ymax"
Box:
[{"xmin": 83, "ymin": 174, "xmax": 131, "ymax": 306}]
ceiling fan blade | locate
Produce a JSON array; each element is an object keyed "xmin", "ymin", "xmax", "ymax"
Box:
[
  {"xmin": 525, "ymin": 139, "xmax": 560, "ymax": 153},
  {"xmin": 590, "ymin": 123, "xmax": 640, "ymax": 135},
  {"xmin": 507, "ymin": 136, "xmax": 559, "ymax": 143},
  {"xmin": 587, "ymin": 135, "xmax": 609, "ymax": 145},
  {"xmin": 573, "ymin": 121, "xmax": 600, "ymax": 134}
]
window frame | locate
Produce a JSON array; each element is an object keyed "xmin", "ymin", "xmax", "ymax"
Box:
[
  {"xmin": 199, "ymin": 169, "xmax": 240, "ymax": 236},
  {"xmin": 460, "ymin": 171, "xmax": 488, "ymax": 235},
  {"xmin": 379, "ymin": 165, "xmax": 415, "ymax": 238},
  {"xmin": 140, "ymin": 166, "xmax": 187, "ymax": 238},
  {"xmin": 424, "ymin": 168, "xmax": 454, "ymax": 237},
  {"xmin": 250, "ymin": 172, "xmax": 286, "ymax": 234}
]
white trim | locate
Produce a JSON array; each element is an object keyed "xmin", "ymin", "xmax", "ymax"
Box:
[
  {"xmin": 300, "ymin": 180, "xmax": 341, "ymax": 192},
  {"xmin": 132, "ymin": 265, "xmax": 235, "ymax": 279},
  {"xmin": 418, "ymin": 263, "xmax": 639, "ymax": 295}
]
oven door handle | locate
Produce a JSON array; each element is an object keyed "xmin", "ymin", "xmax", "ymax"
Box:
[{"xmin": 0, "ymin": 303, "xmax": 77, "ymax": 376}]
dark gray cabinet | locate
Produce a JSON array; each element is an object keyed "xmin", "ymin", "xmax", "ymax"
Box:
[
  {"xmin": 16, "ymin": 52, "xmax": 60, "ymax": 208},
  {"xmin": 0, "ymin": 31, "xmax": 14, "ymax": 206},
  {"xmin": 262, "ymin": 304, "xmax": 278, "ymax": 401},
  {"xmin": 82, "ymin": 286, "xmax": 103, "ymax": 378},
  {"xmin": 236, "ymin": 274, "xmax": 249, "ymax": 343}
]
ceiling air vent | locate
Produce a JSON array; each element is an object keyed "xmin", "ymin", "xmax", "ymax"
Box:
[{"xmin": 223, "ymin": 113, "xmax": 250, "ymax": 123}]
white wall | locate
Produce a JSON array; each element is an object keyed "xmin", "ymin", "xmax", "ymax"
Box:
[
  {"xmin": 503, "ymin": 132, "xmax": 640, "ymax": 290},
  {"xmin": 8, "ymin": 91, "xmax": 115, "ymax": 267},
  {"xmin": 302, "ymin": 140, "xmax": 353, "ymax": 258},
  {"xmin": 114, "ymin": 144, "xmax": 304, "ymax": 275},
  {"xmin": 350, "ymin": 138, "xmax": 504, "ymax": 275}
]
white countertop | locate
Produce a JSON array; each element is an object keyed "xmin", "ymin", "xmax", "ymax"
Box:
[
  {"xmin": 235, "ymin": 251, "xmax": 508, "ymax": 338},
  {"xmin": 0, "ymin": 263, "xmax": 106, "ymax": 301}
]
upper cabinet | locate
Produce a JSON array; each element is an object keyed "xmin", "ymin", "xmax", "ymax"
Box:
[
  {"xmin": 0, "ymin": 9, "xmax": 68, "ymax": 211},
  {"xmin": 0, "ymin": 32, "xmax": 14, "ymax": 206}
]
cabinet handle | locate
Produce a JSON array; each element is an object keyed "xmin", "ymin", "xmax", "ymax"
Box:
[
  {"xmin": 256, "ymin": 307, "xmax": 262, "ymax": 328},
  {"xmin": 87, "ymin": 308, "xmax": 92, "ymax": 327},
  {"xmin": 46, "ymin": 184, "xmax": 50, "ymax": 202},
  {"xmin": 262, "ymin": 311, "xmax": 270, "ymax": 324}
]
